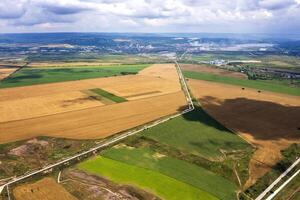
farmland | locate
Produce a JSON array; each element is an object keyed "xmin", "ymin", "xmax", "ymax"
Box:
[
  {"xmin": 187, "ymin": 53, "xmax": 253, "ymax": 62},
  {"xmin": 183, "ymin": 70, "xmax": 300, "ymax": 96},
  {"xmin": 0, "ymin": 66, "xmax": 20, "ymax": 80},
  {"xmin": 181, "ymin": 64, "xmax": 247, "ymax": 79},
  {"xmin": 188, "ymin": 79, "xmax": 300, "ymax": 187},
  {"xmin": 0, "ymin": 64, "xmax": 187, "ymax": 144},
  {"xmin": 141, "ymin": 108, "xmax": 251, "ymax": 159},
  {"xmin": 61, "ymin": 168, "xmax": 161, "ymax": 200},
  {"xmin": 13, "ymin": 177, "xmax": 77, "ymax": 200},
  {"xmin": 74, "ymin": 102, "xmax": 253, "ymax": 200},
  {"xmin": 89, "ymin": 88, "xmax": 127, "ymax": 103},
  {"xmin": 79, "ymin": 156, "xmax": 218, "ymax": 200},
  {"xmin": 27, "ymin": 54, "xmax": 168, "ymax": 64},
  {"xmin": 1, "ymin": 32, "xmax": 300, "ymax": 200},
  {"xmin": 185, "ymin": 53, "xmax": 300, "ymax": 71},
  {"xmin": 101, "ymin": 146, "xmax": 238, "ymax": 200},
  {"xmin": 27, "ymin": 61, "xmax": 120, "ymax": 68},
  {"xmin": 0, "ymin": 64, "xmax": 149, "ymax": 88},
  {"xmin": 239, "ymin": 55, "xmax": 300, "ymax": 71}
]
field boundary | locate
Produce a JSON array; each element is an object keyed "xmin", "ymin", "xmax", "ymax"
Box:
[
  {"xmin": 0, "ymin": 61, "xmax": 194, "ymax": 195},
  {"xmin": 0, "ymin": 63, "xmax": 27, "ymax": 82}
]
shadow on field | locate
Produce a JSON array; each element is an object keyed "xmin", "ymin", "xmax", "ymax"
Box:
[
  {"xmin": 181, "ymin": 105, "xmax": 232, "ymax": 132},
  {"xmin": 198, "ymin": 96, "xmax": 300, "ymax": 141},
  {"xmin": 3, "ymin": 74, "xmax": 43, "ymax": 83}
]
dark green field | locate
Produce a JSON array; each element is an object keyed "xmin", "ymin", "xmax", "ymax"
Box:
[
  {"xmin": 142, "ymin": 107, "xmax": 251, "ymax": 159},
  {"xmin": 183, "ymin": 71, "xmax": 300, "ymax": 96},
  {"xmin": 0, "ymin": 64, "xmax": 149, "ymax": 88},
  {"xmin": 90, "ymin": 88, "xmax": 127, "ymax": 103}
]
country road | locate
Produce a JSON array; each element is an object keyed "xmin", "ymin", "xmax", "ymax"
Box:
[
  {"xmin": 255, "ymin": 157, "xmax": 300, "ymax": 200},
  {"xmin": 0, "ymin": 61, "xmax": 194, "ymax": 195}
]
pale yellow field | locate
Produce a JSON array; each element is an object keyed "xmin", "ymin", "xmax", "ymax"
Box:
[
  {"xmin": 0, "ymin": 64, "xmax": 187, "ymax": 144},
  {"xmin": 0, "ymin": 67, "xmax": 19, "ymax": 80},
  {"xmin": 0, "ymin": 92, "xmax": 187, "ymax": 144},
  {"xmin": 13, "ymin": 177, "xmax": 77, "ymax": 200},
  {"xmin": 0, "ymin": 91, "xmax": 104, "ymax": 122},
  {"xmin": 0, "ymin": 67, "xmax": 180, "ymax": 102}
]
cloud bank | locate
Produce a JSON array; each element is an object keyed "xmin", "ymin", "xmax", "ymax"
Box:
[{"xmin": 0, "ymin": 0, "xmax": 299, "ymax": 34}]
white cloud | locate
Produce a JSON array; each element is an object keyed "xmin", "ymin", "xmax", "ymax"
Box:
[
  {"xmin": 0, "ymin": 0, "xmax": 299, "ymax": 34},
  {"xmin": 0, "ymin": 0, "xmax": 28, "ymax": 19}
]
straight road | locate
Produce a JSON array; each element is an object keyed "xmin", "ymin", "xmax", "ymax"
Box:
[
  {"xmin": 266, "ymin": 169, "xmax": 300, "ymax": 200},
  {"xmin": 255, "ymin": 157, "xmax": 300, "ymax": 200}
]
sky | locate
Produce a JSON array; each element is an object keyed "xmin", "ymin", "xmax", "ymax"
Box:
[{"xmin": 0, "ymin": 0, "xmax": 300, "ymax": 34}]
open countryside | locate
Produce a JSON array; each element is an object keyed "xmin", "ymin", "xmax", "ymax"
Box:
[{"xmin": 0, "ymin": 18, "xmax": 300, "ymax": 200}]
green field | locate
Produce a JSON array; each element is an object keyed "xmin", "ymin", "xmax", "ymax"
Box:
[
  {"xmin": 102, "ymin": 147, "xmax": 237, "ymax": 200},
  {"xmin": 0, "ymin": 64, "xmax": 149, "ymax": 88},
  {"xmin": 78, "ymin": 107, "xmax": 252, "ymax": 199},
  {"xmin": 79, "ymin": 156, "xmax": 218, "ymax": 200},
  {"xmin": 90, "ymin": 88, "xmax": 127, "ymax": 103},
  {"xmin": 142, "ymin": 107, "xmax": 251, "ymax": 159},
  {"xmin": 183, "ymin": 71, "xmax": 300, "ymax": 96},
  {"xmin": 27, "ymin": 54, "xmax": 167, "ymax": 64}
]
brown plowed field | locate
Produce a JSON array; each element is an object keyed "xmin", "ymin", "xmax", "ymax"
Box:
[
  {"xmin": 0, "ymin": 64, "xmax": 187, "ymax": 144},
  {"xmin": 188, "ymin": 79, "xmax": 300, "ymax": 187},
  {"xmin": 181, "ymin": 64, "xmax": 247, "ymax": 79},
  {"xmin": 13, "ymin": 177, "xmax": 77, "ymax": 200}
]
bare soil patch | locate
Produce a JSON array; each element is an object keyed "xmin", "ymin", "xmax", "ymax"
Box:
[
  {"xmin": 62, "ymin": 169, "xmax": 160, "ymax": 200},
  {"xmin": 188, "ymin": 79, "xmax": 300, "ymax": 187},
  {"xmin": 13, "ymin": 177, "xmax": 77, "ymax": 200},
  {"xmin": 181, "ymin": 64, "xmax": 247, "ymax": 79}
]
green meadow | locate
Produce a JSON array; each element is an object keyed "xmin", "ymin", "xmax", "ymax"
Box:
[
  {"xmin": 0, "ymin": 64, "xmax": 149, "ymax": 88},
  {"xmin": 183, "ymin": 71, "xmax": 300, "ymax": 96},
  {"xmin": 79, "ymin": 156, "xmax": 218, "ymax": 200},
  {"xmin": 102, "ymin": 147, "xmax": 237, "ymax": 200},
  {"xmin": 142, "ymin": 107, "xmax": 251, "ymax": 159}
]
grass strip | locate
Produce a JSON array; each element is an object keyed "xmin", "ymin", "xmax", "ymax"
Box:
[
  {"xmin": 183, "ymin": 71, "xmax": 300, "ymax": 96},
  {"xmin": 90, "ymin": 88, "xmax": 127, "ymax": 103}
]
